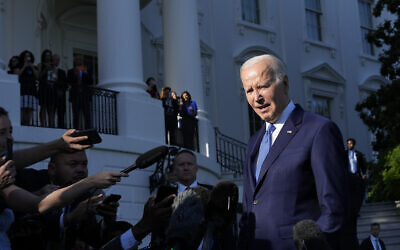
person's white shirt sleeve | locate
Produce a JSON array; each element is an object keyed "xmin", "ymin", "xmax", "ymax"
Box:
[{"xmin": 120, "ymin": 229, "xmax": 141, "ymax": 250}]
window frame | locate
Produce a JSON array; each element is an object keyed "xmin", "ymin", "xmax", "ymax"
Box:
[
  {"xmin": 358, "ymin": 0, "xmax": 375, "ymax": 56},
  {"xmin": 241, "ymin": 0, "xmax": 261, "ymax": 25},
  {"xmin": 305, "ymin": 0, "xmax": 323, "ymax": 41}
]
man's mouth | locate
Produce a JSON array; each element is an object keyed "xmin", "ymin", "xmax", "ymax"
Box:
[{"xmin": 257, "ymin": 104, "xmax": 270, "ymax": 110}]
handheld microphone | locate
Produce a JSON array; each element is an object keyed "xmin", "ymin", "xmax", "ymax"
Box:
[
  {"xmin": 202, "ymin": 181, "xmax": 239, "ymax": 250},
  {"xmin": 292, "ymin": 220, "xmax": 331, "ymax": 250},
  {"xmin": 120, "ymin": 146, "xmax": 168, "ymax": 174},
  {"xmin": 166, "ymin": 187, "xmax": 210, "ymax": 250}
]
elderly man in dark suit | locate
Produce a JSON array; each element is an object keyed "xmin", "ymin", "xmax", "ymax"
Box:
[{"xmin": 238, "ymin": 54, "xmax": 349, "ymax": 250}]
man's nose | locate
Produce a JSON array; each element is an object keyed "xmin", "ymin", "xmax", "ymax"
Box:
[{"xmin": 255, "ymin": 92, "xmax": 263, "ymax": 103}]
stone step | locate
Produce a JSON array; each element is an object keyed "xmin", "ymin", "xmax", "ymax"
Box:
[
  {"xmin": 357, "ymin": 202, "xmax": 400, "ymax": 250},
  {"xmin": 360, "ymin": 203, "xmax": 397, "ymax": 213},
  {"xmin": 357, "ymin": 214, "xmax": 400, "ymax": 226},
  {"xmin": 360, "ymin": 208, "xmax": 399, "ymax": 217},
  {"xmin": 362, "ymin": 202, "xmax": 395, "ymax": 207}
]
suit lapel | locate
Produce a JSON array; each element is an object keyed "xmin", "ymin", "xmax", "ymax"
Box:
[{"xmin": 254, "ymin": 106, "xmax": 304, "ymax": 193}]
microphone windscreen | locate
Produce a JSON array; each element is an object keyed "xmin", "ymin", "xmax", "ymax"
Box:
[
  {"xmin": 208, "ymin": 181, "xmax": 238, "ymax": 217},
  {"xmin": 167, "ymin": 191, "xmax": 206, "ymax": 249},
  {"xmin": 135, "ymin": 146, "xmax": 168, "ymax": 169},
  {"xmin": 293, "ymin": 220, "xmax": 329, "ymax": 250}
]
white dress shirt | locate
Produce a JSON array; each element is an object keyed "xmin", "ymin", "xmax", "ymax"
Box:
[
  {"xmin": 348, "ymin": 150, "xmax": 358, "ymax": 174},
  {"xmin": 370, "ymin": 235, "xmax": 382, "ymax": 250},
  {"xmin": 177, "ymin": 180, "xmax": 198, "ymax": 193}
]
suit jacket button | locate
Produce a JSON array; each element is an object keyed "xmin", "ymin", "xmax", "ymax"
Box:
[{"xmin": 253, "ymin": 200, "xmax": 258, "ymax": 205}]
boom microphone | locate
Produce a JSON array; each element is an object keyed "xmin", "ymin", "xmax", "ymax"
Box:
[
  {"xmin": 121, "ymin": 146, "xmax": 168, "ymax": 173},
  {"xmin": 292, "ymin": 220, "xmax": 331, "ymax": 250}
]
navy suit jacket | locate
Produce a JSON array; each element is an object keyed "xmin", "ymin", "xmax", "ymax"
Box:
[{"xmin": 239, "ymin": 105, "xmax": 349, "ymax": 250}]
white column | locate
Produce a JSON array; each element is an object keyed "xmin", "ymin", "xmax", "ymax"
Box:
[
  {"xmin": 163, "ymin": 0, "xmax": 216, "ymax": 159},
  {"xmin": 97, "ymin": 0, "xmax": 146, "ymax": 95},
  {"xmin": 96, "ymin": 0, "xmax": 165, "ymax": 142},
  {"xmin": 162, "ymin": 0, "xmax": 207, "ymax": 117},
  {"xmin": 0, "ymin": 5, "xmax": 6, "ymax": 72}
]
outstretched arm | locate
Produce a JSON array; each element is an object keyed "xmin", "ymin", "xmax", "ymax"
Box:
[
  {"xmin": 13, "ymin": 129, "xmax": 91, "ymax": 170},
  {"xmin": 1, "ymin": 171, "xmax": 127, "ymax": 213}
]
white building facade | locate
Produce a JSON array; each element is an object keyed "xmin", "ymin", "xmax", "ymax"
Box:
[{"xmin": 0, "ymin": 0, "xmax": 387, "ymax": 238}]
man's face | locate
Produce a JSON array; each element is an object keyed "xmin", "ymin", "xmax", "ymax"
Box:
[
  {"xmin": 51, "ymin": 151, "xmax": 88, "ymax": 186},
  {"xmin": 0, "ymin": 115, "xmax": 13, "ymax": 154},
  {"xmin": 371, "ymin": 225, "xmax": 380, "ymax": 238},
  {"xmin": 173, "ymin": 152, "xmax": 198, "ymax": 186},
  {"xmin": 241, "ymin": 59, "xmax": 289, "ymax": 123},
  {"xmin": 347, "ymin": 140, "xmax": 355, "ymax": 150}
]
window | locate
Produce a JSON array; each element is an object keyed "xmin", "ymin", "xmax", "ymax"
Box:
[
  {"xmin": 358, "ymin": 0, "xmax": 374, "ymax": 55},
  {"xmin": 248, "ymin": 104, "xmax": 263, "ymax": 136},
  {"xmin": 73, "ymin": 49, "xmax": 99, "ymax": 85},
  {"xmin": 312, "ymin": 95, "xmax": 330, "ymax": 118},
  {"xmin": 305, "ymin": 0, "xmax": 322, "ymax": 41},
  {"xmin": 242, "ymin": 0, "xmax": 260, "ymax": 24}
]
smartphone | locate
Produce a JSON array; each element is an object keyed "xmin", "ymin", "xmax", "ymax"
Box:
[
  {"xmin": 102, "ymin": 194, "xmax": 121, "ymax": 204},
  {"xmin": 155, "ymin": 184, "xmax": 177, "ymax": 203},
  {"xmin": 0, "ymin": 138, "xmax": 13, "ymax": 161},
  {"xmin": 71, "ymin": 129, "xmax": 102, "ymax": 145}
]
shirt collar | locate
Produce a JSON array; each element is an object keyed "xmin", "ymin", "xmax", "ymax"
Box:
[
  {"xmin": 370, "ymin": 235, "xmax": 379, "ymax": 241},
  {"xmin": 177, "ymin": 180, "xmax": 198, "ymax": 193},
  {"xmin": 265, "ymin": 100, "xmax": 295, "ymax": 132}
]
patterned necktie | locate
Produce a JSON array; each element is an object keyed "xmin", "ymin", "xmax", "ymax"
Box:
[{"xmin": 255, "ymin": 124, "xmax": 276, "ymax": 181}]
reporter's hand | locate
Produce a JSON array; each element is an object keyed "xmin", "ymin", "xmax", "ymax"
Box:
[
  {"xmin": 87, "ymin": 171, "xmax": 128, "ymax": 189},
  {"xmin": 64, "ymin": 194, "xmax": 103, "ymax": 227},
  {"xmin": 97, "ymin": 200, "xmax": 119, "ymax": 222},
  {"xmin": 60, "ymin": 129, "xmax": 92, "ymax": 152},
  {"xmin": 132, "ymin": 194, "xmax": 175, "ymax": 241},
  {"xmin": 0, "ymin": 159, "xmax": 15, "ymax": 189}
]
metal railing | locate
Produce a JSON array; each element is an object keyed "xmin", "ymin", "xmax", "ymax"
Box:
[
  {"xmin": 215, "ymin": 127, "xmax": 247, "ymax": 176},
  {"xmin": 20, "ymin": 85, "xmax": 118, "ymax": 135}
]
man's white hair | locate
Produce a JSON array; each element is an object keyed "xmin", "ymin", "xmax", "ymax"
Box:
[{"xmin": 240, "ymin": 54, "xmax": 287, "ymax": 82}]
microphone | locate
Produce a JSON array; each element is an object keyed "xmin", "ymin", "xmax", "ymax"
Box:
[
  {"xmin": 203, "ymin": 181, "xmax": 239, "ymax": 250},
  {"xmin": 120, "ymin": 146, "xmax": 168, "ymax": 173},
  {"xmin": 166, "ymin": 187, "xmax": 211, "ymax": 250},
  {"xmin": 292, "ymin": 220, "xmax": 331, "ymax": 250}
]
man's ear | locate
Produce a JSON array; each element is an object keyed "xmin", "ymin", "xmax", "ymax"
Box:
[{"xmin": 283, "ymin": 75, "xmax": 289, "ymax": 94}]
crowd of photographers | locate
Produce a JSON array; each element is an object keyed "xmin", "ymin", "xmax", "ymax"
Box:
[
  {"xmin": 7, "ymin": 51, "xmax": 199, "ymax": 151},
  {"xmin": 7, "ymin": 50, "xmax": 94, "ymax": 130},
  {"xmin": 145, "ymin": 77, "xmax": 198, "ymax": 151}
]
